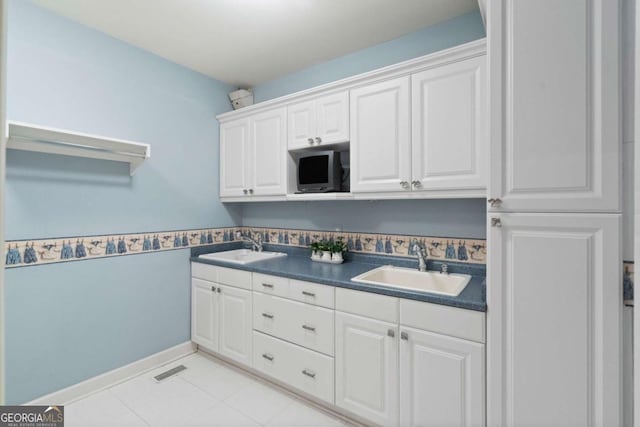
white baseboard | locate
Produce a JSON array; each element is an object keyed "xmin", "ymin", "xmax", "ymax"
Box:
[{"xmin": 27, "ymin": 341, "xmax": 196, "ymax": 405}]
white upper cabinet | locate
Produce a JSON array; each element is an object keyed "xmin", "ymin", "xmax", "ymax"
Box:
[
  {"xmin": 219, "ymin": 118, "xmax": 250, "ymax": 198},
  {"xmin": 249, "ymin": 108, "xmax": 287, "ymax": 196},
  {"xmin": 487, "ymin": 0, "xmax": 620, "ymax": 212},
  {"xmin": 487, "ymin": 213, "xmax": 621, "ymax": 426},
  {"xmin": 350, "ymin": 76, "xmax": 412, "ymax": 193},
  {"xmin": 288, "ymin": 100, "xmax": 316, "ymax": 150},
  {"xmin": 220, "ymin": 108, "xmax": 286, "ymax": 198},
  {"xmin": 218, "ymin": 39, "xmax": 487, "ymax": 201},
  {"xmin": 411, "ymin": 55, "xmax": 487, "ymax": 192},
  {"xmin": 288, "ymin": 91, "xmax": 349, "ymax": 150}
]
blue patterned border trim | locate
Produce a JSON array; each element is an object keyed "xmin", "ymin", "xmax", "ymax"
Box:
[
  {"xmin": 5, "ymin": 227, "xmax": 242, "ymax": 268},
  {"xmin": 5, "ymin": 226, "xmax": 488, "ymax": 268}
]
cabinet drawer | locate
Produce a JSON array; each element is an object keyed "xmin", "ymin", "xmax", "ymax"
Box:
[
  {"xmin": 252, "ymin": 273, "xmax": 289, "ymax": 298},
  {"xmin": 217, "ymin": 266, "xmax": 252, "ymax": 290},
  {"xmin": 253, "ymin": 292, "xmax": 335, "ymax": 356},
  {"xmin": 400, "ymin": 299, "xmax": 485, "ymax": 343},
  {"xmin": 336, "ymin": 288, "xmax": 398, "ymax": 323},
  {"xmin": 288, "ymin": 280, "xmax": 335, "ymax": 308},
  {"xmin": 253, "ymin": 331, "xmax": 335, "ymax": 404},
  {"xmin": 191, "ymin": 262, "xmax": 218, "ymax": 282},
  {"xmin": 191, "ymin": 263, "xmax": 252, "ymax": 290}
]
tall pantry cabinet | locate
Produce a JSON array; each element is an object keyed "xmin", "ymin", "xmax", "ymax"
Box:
[{"xmin": 486, "ymin": 1, "xmax": 622, "ymax": 426}]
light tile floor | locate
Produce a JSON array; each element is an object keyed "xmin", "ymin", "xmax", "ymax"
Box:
[{"xmin": 65, "ymin": 352, "xmax": 351, "ymax": 427}]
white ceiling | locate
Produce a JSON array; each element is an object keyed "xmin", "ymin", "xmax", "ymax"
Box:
[{"xmin": 31, "ymin": 0, "xmax": 478, "ymax": 87}]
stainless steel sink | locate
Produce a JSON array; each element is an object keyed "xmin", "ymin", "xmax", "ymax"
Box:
[
  {"xmin": 351, "ymin": 265, "xmax": 471, "ymax": 296},
  {"xmin": 199, "ymin": 249, "xmax": 287, "ymax": 265}
]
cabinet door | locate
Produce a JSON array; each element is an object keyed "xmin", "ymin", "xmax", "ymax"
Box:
[
  {"xmin": 287, "ymin": 100, "xmax": 316, "ymax": 150},
  {"xmin": 335, "ymin": 311, "xmax": 398, "ymax": 426},
  {"xmin": 191, "ymin": 278, "xmax": 218, "ymax": 352},
  {"xmin": 412, "ymin": 56, "xmax": 487, "ymax": 192},
  {"xmin": 249, "ymin": 108, "xmax": 287, "ymax": 196},
  {"xmin": 316, "ymin": 91, "xmax": 349, "ymax": 145},
  {"xmin": 487, "ymin": 0, "xmax": 620, "ymax": 212},
  {"xmin": 400, "ymin": 326, "xmax": 485, "ymax": 427},
  {"xmin": 218, "ymin": 284, "xmax": 253, "ymax": 366},
  {"xmin": 487, "ymin": 213, "xmax": 621, "ymax": 426},
  {"xmin": 219, "ymin": 118, "xmax": 250, "ymax": 198},
  {"xmin": 350, "ymin": 77, "xmax": 411, "ymax": 193}
]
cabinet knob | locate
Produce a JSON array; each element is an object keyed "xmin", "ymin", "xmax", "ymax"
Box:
[
  {"xmin": 488, "ymin": 198, "xmax": 502, "ymax": 207},
  {"xmin": 248, "ymin": 189, "xmax": 254, "ymax": 194},
  {"xmin": 302, "ymin": 369, "xmax": 316, "ymax": 379},
  {"xmin": 262, "ymin": 353, "xmax": 274, "ymax": 361},
  {"xmin": 308, "ymin": 138, "xmax": 314, "ymax": 145},
  {"xmin": 400, "ymin": 181, "xmax": 410, "ymax": 189},
  {"xmin": 243, "ymin": 189, "xmax": 248, "ymax": 195},
  {"xmin": 400, "ymin": 331, "xmax": 409, "ymax": 340},
  {"xmin": 211, "ymin": 285, "xmax": 216, "ymax": 292},
  {"xmin": 387, "ymin": 329, "xmax": 395, "ymax": 338},
  {"xmin": 315, "ymin": 137, "xmax": 322, "ymax": 144},
  {"xmin": 217, "ymin": 287, "xmax": 221, "ymax": 293},
  {"xmin": 491, "ymin": 217, "xmax": 502, "ymax": 227},
  {"xmin": 411, "ymin": 180, "xmax": 421, "ymax": 188}
]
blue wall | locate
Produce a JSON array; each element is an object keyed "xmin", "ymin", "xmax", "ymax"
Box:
[
  {"xmin": 241, "ymin": 199, "xmax": 486, "ymax": 239},
  {"xmin": 4, "ymin": 1, "xmax": 238, "ymax": 403},
  {"xmin": 253, "ymin": 11, "xmax": 485, "ymax": 102},
  {"xmin": 4, "ymin": 2, "xmax": 486, "ymax": 404},
  {"xmin": 244, "ymin": 11, "xmax": 487, "ymax": 239}
]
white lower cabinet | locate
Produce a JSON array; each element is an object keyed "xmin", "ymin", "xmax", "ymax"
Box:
[
  {"xmin": 253, "ymin": 291, "xmax": 335, "ymax": 356},
  {"xmin": 190, "ymin": 265, "xmax": 253, "ymax": 367},
  {"xmin": 192, "ymin": 269, "xmax": 486, "ymax": 427},
  {"xmin": 335, "ymin": 311, "xmax": 399, "ymax": 426},
  {"xmin": 191, "ymin": 278, "xmax": 218, "ymax": 351},
  {"xmin": 253, "ymin": 330, "xmax": 335, "ymax": 404},
  {"xmin": 217, "ymin": 284, "xmax": 253, "ymax": 366},
  {"xmin": 399, "ymin": 326, "xmax": 485, "ymax": 427},
  {"xmin": 487, "ymin": 213, "xmax": 621, "ymax": 426}
]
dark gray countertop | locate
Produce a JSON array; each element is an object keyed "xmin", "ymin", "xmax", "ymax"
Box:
[{"xmin": 190, "ymin": 243, "xmax": 486, "ymax": 312}]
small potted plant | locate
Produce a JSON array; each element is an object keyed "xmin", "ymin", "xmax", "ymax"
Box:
[
  {"xmin": 310, "ymin": 241, "xmax": 322, "ymax": 260},
  {"xmin": 331, "ymin": 239, "xmax": 347, "ymax": 262},
  {"xmin": 319, "ymin": 240, "xmax": 332, "ymax": 261}
]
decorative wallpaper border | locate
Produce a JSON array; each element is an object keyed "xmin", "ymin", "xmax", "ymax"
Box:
[
  {"xmin": 243, "ymin": 227, "xmax": 487, "ymax": 264},
  {"xmin": 5, "ymin": 227, "xmax": 243, "ymax": 268},
  {"xmin": 5, "ymin": 226, "xmax": 487, "ymax": 268}
]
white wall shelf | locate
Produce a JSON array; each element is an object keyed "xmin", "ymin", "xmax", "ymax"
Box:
[{"xmin": 5, "ymin": 121, "xmax": 151, "ymax": 175}]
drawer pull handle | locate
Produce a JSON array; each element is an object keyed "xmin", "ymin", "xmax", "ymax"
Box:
[
  {"xmin": 302, "ymin": 324, "xmax": 316, "ymax": 332},
  {"xmin": 262, "ymin": 313, "xmax": 274, "ymax": 319},
  {"xmin": 262, "ymin": 283, "xmax": 274, "ymax": 289},
  {"xmin": 262, "ymin": 353, "xmax": 274, "ymax": 361},
  {"xmin": 302, "ymin": 369, "xmax": 316, "ymax": 379},
  {"xmin": 401, "ymin": 331, "xmax": 409, "ymax": 341},
  {"xmin": 302, "ymin": 291, "xmax": 316, "ymax": 297}
]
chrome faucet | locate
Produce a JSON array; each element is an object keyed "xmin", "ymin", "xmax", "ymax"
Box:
[
  {"xmin": 412, "ymin": 242, "xmax": 428, "ymax": 272},
  {"xmin": 441, "ymin": 263, "xmax": 449, "ymax": 275},
  {"xmin": 236, "ymin": 231, "xmax": 263, "ymax": 252}
]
